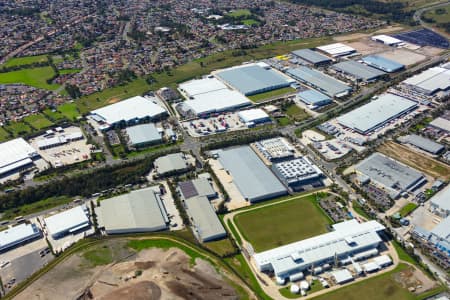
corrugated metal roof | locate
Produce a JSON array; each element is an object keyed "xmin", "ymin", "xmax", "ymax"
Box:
[
  {"xmin": 400, "ymin": 134, "xmax": 444, "ymax": 154},
  {"xmin": 316, "ymin": 43, "xmax": 355, "ymax": 57},
  {"xmin": 430, "ymin": 117, "xmax": 450, "ymax": 132},
  {"xmin": 154, "ymin": 153, "xmax": 188, "ymax": 175},
  {"xmin": 217, "ymin": 146, "xmax": 287, "ymax": 202},
  {"xmin": 291, "ymin": 49, "xmax": 332, "ymax": 64},
  {"xmin": 337, "ymin": 93, "xmax": 417, "ymax": 134},
  {"xmin": 179, "ymin": 77, "xmax": 227, "ymax": 96},
  {"xmin": 287, "ymin": 66, "xmax": 351, "ymax": 97},
  {"xmin": 179, "ymin": 178, "xmax": 216, "ymax": 199},
  {"xmin": 430, "ymin": 185, "xmax": 450, "ymax": 213},
  {"xmin": 216, "ymin": 64, "xmax": 291, "ymax": 96},
  {"xmin": 0, "ymin": 223, "xmax": 41, "ymax": 250},
  {"xmin": 332, "ymin": 60, "xmax": 385, "ymax": 81},
  {"xmin": 297, "ymin": 89, "xmax": 331, "ymax": 105},
  {"xmin": 182, "ymin": 89, "xmax": 251, "ymax": 116},
  {"xmin": 431, "ymin": 215, "xmax": 450, "ymax": 240},
  {"xmin": 44, "ymin": 206, "xmax": 90, "ymax": 237},
  {"xmin": 125, "ymin": 123, "xmax": 162, "ymax": 145},
  {"xmin": 403, "ymin": 67, "xmax": 450, "ymax": 94},
  {"xmin": 362, "ymin": 55, "xmax": 404, "ymax": 73},
  {"xmin": 0, "ymin": 138, "xmax": 38, "ymax": 175},
  {"xmin": 238, "ymin": 109, "xmax": 270, "ymax": 123}
]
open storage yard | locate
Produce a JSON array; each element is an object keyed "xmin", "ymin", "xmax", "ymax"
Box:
[
  {"xmin": 234, "ymin": 194, "xmax": 332, "ymax": 252},
  {"xmin": 378, "ymin": 141, "xmax": 450, "ymax": 180}
]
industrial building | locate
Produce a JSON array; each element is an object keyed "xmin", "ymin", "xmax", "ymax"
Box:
[
  {"xmin": 217, "ymin": 146, "xmax": 287, "ymax": 202},
  {"xmin": 253, "ymin": 219, "xmax": 385, "ymax": 280},
  {"xmin": 44, "ymin": 206, "xmax": 90, "ymax": 239},
  {"xmin": 291, "ymin": 49, "xmax": 332, "ymax": 66},
  {"xmin": 430, "ymin": 184, "xmax": 450, "ymax": 218},
  {"xmin": 154, "ymin": 153, "xmax": 192, "ymax": 177},
  {"xmin": 287, "ymin": 66, "xmax": 351, "ymax": 98},
  {"xmin": 412, "ymin": 216, "xmax": 450, "ymax": 257},
  {"xmin": 37, "ymin": 130, "xmax": 84, "ymax": 150},
  {"xmin": 337, "ymin": 94, "xmax": 417, "ymax": 134},
  {"xmin": 429, "ymin": 117, "xmax": 450, "ymax": 133},
  {"xmin": 253, "ymin": 137, "xmax": 295, "ymax": 162},
  {"xmin": 296, "ymin": 89, "xmax": 332, "ymax": 109},
  {"xmin": 91, "ymin": 96, "xmax": 168, "ymax": 129},
  {"xmin": 398, "ymin": 134, "xmax": 445, "ymax": 155},
  {"xmin": 96, "ymin": 187, "xmax": 169, "ymax": 234},
  {"xmin": 179, "ymin": 77, "xmax": 228, "ymax": 97},
  {"xmin": 371, "ymin": 35, "xmax": 404, "ymax": 46},
  {"xmin": 354, "ymin": 153, "xmax": 426, "ymax": 199},
  {"xmin": 332, "ymin": 269, "xmax": 354, "ymax": 284},
  {"xmin": 216, "ymin": 64, "xmax": 291, "ymax": 96},
  {"xmin": 179, "ymin": 177, "xmax": 217, "ymax": 200},
  {"xmin": 0, "ymin": 223, "xmax": 41, "ymax": 252},
  {"xmin": 0, "ymin": 138, "xmax": 40, "ymax": 178},
  {"xmin": 178, "ymin": 89, "xmax": 252, "ymax": 117},
  {"xmin": 361, "ymin": 55, "xmax": 405, "ymax": 73},
  {"xmin": 332, "ymin": 60, "xmax": 386, "ymax": 82},
  {"xmin": 316, "ymin": 43, "xmax": 356, "ymax": 57},
  {"xmin": 238, "ymin": 109, "xmax": 271, "ymax": 125},
  {"xmin": 402, "ymin": 66, "xmax": 450, "ymax": 96},
  {"xmin": 125, "ymin": 123, "xmax": 162, "ymax": 148},
  {"xmin": 272, "ymin": 157, "xmax": 324, "ymax": 191}
]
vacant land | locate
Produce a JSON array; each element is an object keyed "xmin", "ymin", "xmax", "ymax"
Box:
[
  {"xmin": 228, "ymin": 9, "xmax": 252, "ymax": 18},
  {"xmin": 285, "ymin": 103, "xmax": 310, "ymax": 121},
  {"xmin": 248, "ymin": 87, "xmax": 296, "ymax": 102},
  {"xmin": 424, "ymin": 4, "xmax": 450, "ymax": 23},
  {"xmin": 43, "ymin": 108, "xmax": 66, "ymax": 122},
  {"xmin": 0, "ymin": 67, "xmax": 59, "ymax": 90},
  {"xmin": 4, "ymin": 121, "xmax": 32, "ymax": 137},
  {"xmin": 2, "ymin": 55, "xmax": 49, "ymax": 68},
  {"xmin": 0, "ymin": 127, "xmax": 11, "ymax": 142},
  {"xmin": 58, "ymin": 102, "xmax": 81, "ymax": 120},
  {"xmin": 203, "ymin": 238, "xmax": 236, "ymax": 257},
  {"xmin": 234, "ymin": 195, "xmax": 332, "ymax": 252},
  {"xmin": 378, "ymin": 142, "xmax": 450, "ymax": 180},
  {"xmin": 23, "ymin": 114, "xmax": 54, "ymax": 130}
]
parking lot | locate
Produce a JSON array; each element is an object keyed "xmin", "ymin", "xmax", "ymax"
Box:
[
  {"xmin": 312, "ymin": 138, "xmax": 352, "ymax": 160},
  {"xmin": 183, "ymin": 112, "xmax": 251, "ymax": 137}
]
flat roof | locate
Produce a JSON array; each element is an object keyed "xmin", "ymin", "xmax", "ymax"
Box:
[
  {"xmin": 179, "ymin": 177, "xmax": 216, "ymax": 199},
  {"xmin": 430, "ymin": 184, "xmax": 450, "ymax": 213},
  {"xmin": 179, "ymin": 77, "xmax": 227, "ymax": 97},
  {"xmin": 361, "ymin": 55, "xmax": 405, "ymax": 73},
  {"xmin": 400, "ymin": 134, "xmax": 444, "ymax": 154},
  {"xmin": 0, "ymin": 138, "xmax": 38, "ymax": 176},
  {"xmin": 96, "ymin": 187, "xmax": 168, "ymax": 233},
  {"xmin": 355, "ymin": 152, "xmax": 425, "ymax": 196},
  {"xmin": 431, "ymin": 215, "xmax": 450, "ymax": 241},
  {"xmin": 332, "ymin": 60, "xmax": 385, "ymax": 81},
  {"xmin": 316, "ymin": 43, "xmax": 356, "ymax": 57},
  {"xmin": 337, "ymin": 94, "xmax": 417, "ymax": 134},
  {"xmin": 332, "ymin": 269, "xmax": 354, "ymax": 283},
  {"xmin": 430, "ymin": 117, "xmax": 450, "ymax": 132},
  {"xmin": 273, "ymin": 157, "xmax": 322, "ymax": 183},
  {"xmin": 91, "ymin": 96, "xmax": 167, "ymax": 125},
  {"xmin": 216, "ymin": 64, "xmax": 291, "ymax": 96},
  {"xmin": 184, "ymin": 196, "xmax": 226, "ymax": 242},
  {"xmin": 154, "ymin": 153, "xmax": 188, "ymax": 175},
  {"xmin": 291, "ymin": 49, "xmax": 332, "ymax": 64},
  {"xmin": 287, "ymin": 66, "xmax": 351, "ymax": 97},
  {"xmin": 217, "ymin": 146, "xmax": 287, "ymax": 202},
  {"xmin": 0, "ymin": 223, "xmax": 41, "ymax": 251},
  {"xmin": 44, "ymin": 206, "xmax": 90, "ymax": 237},
  {"xmin": 297, "ymin": 89, "xmax": 332, "ymax": 105},
  {"xmin": 372, "ymin": 35, "xmax": 403, "ymax": 45},
  {"xmin": 403, "ymin": 67, "xmax": 450, "ymax": 94},
  {"xmin": 238, "ymin": 109, "xmax": 270, "ymax": 123},
  {"xmin": 125, "ymin": 123, "xmax": 161, "ymax": 145},
  {"xmin": 182, "ymin": 89, "xmax": 251, "ymax": 116}
]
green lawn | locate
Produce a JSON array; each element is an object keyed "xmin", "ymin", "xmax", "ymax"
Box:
[
  {"xmin": 2, "ymin": 55, "xmax": 49, "ymax": 68},
  {"xmin": 228, "ymin": 9, "xmax": 252, "ymax": 18},
  {"xmin": 23, "ymin": 114, "xmax": 54, "ymax": 130},
  {"xmin": 59, "ymin": 68, "xmax": 81, "ymax": 75},
  {"xmin": 352, "ymin": 200, "xmax": 371, "ymax": 220},
  {"xmin": 4, "ymin": 121, "xmax": 33, "ymax": 136},
  {"xmin": 285, "ymin": 103, "xmax": 310, "ymax": 121},
  {"xmin": 424, "ymin": 4, "xmax": 450, "ymax": 24},
  {"xmin": 234, "ymin": 195, "xmax": 332, "ymax": 252},
  {"xmin": 242, "ymin": 19, "xmax": 260, "ymax": 26},
  {"xmin": 58, "ymin": 102, "xmax": 80, "ymax": 120},
  {"xmin": 247, "ymin": 87, "xmax": 296, "ymax": 102},
  {"xmin": 43, "ymin": 108, "xmax": 66, "ymax": 122},
  {"xmin": 203, "ymin": 238, "xmax": 236, "ymax": 257},
  {"xmin": 0, "ymin": 67, "xmax": 59, "ymax": 90},
  {"xmin": 0, "ymin": 127, "xmax": 11, "ymax": 142},
  {"xmin": 276, "ymin": 116, "xmax": 292, "ymax": 126},
  {"xmin": 0, "ymin": 196, "xmax": 73, "ymax": 221},
  {"xmin": 398, "ymin": 202, "xmax": 418, "ymax": 217},
  {"xmin": 82, "ymin": 246, "xmax": 114, "ymax": 266}
]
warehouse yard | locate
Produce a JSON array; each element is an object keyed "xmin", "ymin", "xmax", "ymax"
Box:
[{"xmin": 234, "ymin": 194, "xmax": 332, "ymax": 252}]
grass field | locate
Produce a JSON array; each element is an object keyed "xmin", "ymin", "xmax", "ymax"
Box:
[
  {"xmin": 23, "ymin": 114, "xmax": 54, "ymax": 130},
  {"xmin": 43, "ymin": 108, "xmax": 66, "ymax": 122},
  {"xmin": 58, "ymin": 102, "xmax": 80, "ymax": 120},
  {"xmin": 4, "ymin": 121, "xmax": 32, "ymax": 136},
  {"xmin": 234, "ymin": 194, "xmax": 332, "ymax": 252},
  {"xmin": 0, "ymin": 196, "xmax": 73, "ymax": 221},
  {"xmin": 424, "ymin": 4, "xmax": 450, "ymax": 23},
  {"xmin": 247, "ymin": 87, "xmax": 296, "ymax": 102},
  {"xmin": 59, "ymin": 68, "xmax": 81, "ymax": 75},
  {"xmin": 276, "ymin": 116, "xmax": 292, "ymax": 126},
  {"xmin": 0, "ymin": 127, "xmax": 11, "ymax": 142},
  {"xmin": 285, "ymin": 103, "xmax": 310, "ymax": 121},
  {"xmin": 399, "ymin": 202, "xmax": 418, "ymax": 217},
  {"xmin": 0, "ymin": 66, "xmax": 59, "ymax": 90},
  {"xmin": 228, "ymin": 9, "xmax": 252, "ymax": 18},
  {"xmin": 2, "ymin": 55, "xmax": 49, "ymax": 68},
  {"xmin": 242, "ymin": 19, "xmax": 260, "ymax": 26},
  {"xmin": 203, "ymin": 238, "xmax": 236, "ymax": 257},
  {"xmin": 82, "ymin": 246, "xmax": 114, "ymax": 266},
  {"xmin": 378, "ymin": 142, "xmax": 450, "ymax": 180}
]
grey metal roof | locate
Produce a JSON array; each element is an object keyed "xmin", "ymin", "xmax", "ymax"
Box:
[
  {"xmin": 286, "ymin": 66, "xmax": 351, "ymax": 97},
  {"xmin": 184, "ymin": 196, "xmax": 226, "ymax": 242},
  {"xmin": 399, "ymin": 134, "xmax": 444, "ymax": 154},
  {"xmin": 179, "ymin": 178, "xmax": 216, "ymax": 199},
  {"xmin": 154, "ymin": 153, "xmax": 188, "ymax": 175},
  {"xmin": 126, "ymin": 123, "xmax": 162, "ymax": 145},
  {"xmin": 430, "ymin": 184, "xmax": 450, "ymax": 213},
  {"xmin": 430, "ymin": 117, "xmax": 450, "ymax": 132},
  {"xmin": 337, "ymin": 94, "xmax": 417, "ymax": 134},
  {"xmin": 216, "ymin": 65, "xmax": 290, "ymax": 96},
  {"xmin": 431, "ymin": 215, "xmax": 450, "ymax": 240},
  {"xmin": 332, "ymin": 60, "xmax": 385, "ymax": 81},
  {"xmin": 96, "ymin": 187, "xmax": 168, "ymax": 234},
  {"xmin": 217, "ymin": 146, "xmax": 287, "ymax": 202},
  {"xmin": 297, "ymin": 89, "xmax": 332, "ymax": 105},
  {"xmin": 355, "ymin": 152, "xmax": 426, "ymax": 195},
  {"xmin": 291, "ymin": 49, "xmax": 332, "ymax": 64}
]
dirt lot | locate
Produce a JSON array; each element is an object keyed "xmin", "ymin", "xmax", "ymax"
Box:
[
  {"xmin": 392, "ymin": 265, "xmax": 436, "ymax": 294},
  {"xmin": 347, "ymin": 39, "xmax": 389, "ymax": 55},
  {"xmin": 378, "ymin": 141, "xmax": 450, "ymax": 180},
  {"xmin": 378, "ymin": 49, "xmax": 426, "ymax": 66},
  {"xmin": 15, "ymin": 239, "xmax": 241, "ymax": 300}
]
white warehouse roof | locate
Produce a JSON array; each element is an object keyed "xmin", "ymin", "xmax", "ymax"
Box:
[
  {"xmin": 44, "ymin": 206, "xmax": 90, "ymax": 238},
  {"xmin": 371, "ymin": 35, "xmax": 403, "ymax": 45},
  {"xmin": 91, "ymin": 96, "xmax": 167, "ymax": 125},
  {"xmin": 179, "ymin": 77, "xmax": 228, "ymax": 97},
  {"xmin": 316, "ymin": 43, "xmax": 356, "ymax": 57},
  {"xmin": 0, "ymin": 223, "xmax": 41, "ymax": 252},
  {"xmin": 238, "ymin": 109, "xmax": 270, "ymax": 123},
  {"xmin": 0, "ymin": 138, "xmax": 38, "ymax": 176},
  {"xmin": 403, "ymin": 67, "xmax": 450, "ymax": 95}
]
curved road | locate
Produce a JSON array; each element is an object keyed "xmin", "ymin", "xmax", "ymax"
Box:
[{"xmin": 413, "ymin": 1, "xmax": 450, "ymax": 37}]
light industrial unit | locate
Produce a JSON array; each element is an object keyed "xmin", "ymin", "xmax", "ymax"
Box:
[
  {"xmin": 296, "ymin": 89, "xmax": 332, "ymax": 108},
  {"xmin": 332, "ymin": 60, "xmax": 386, "ymax": 82},
  {"xmin": 272, "ymin": 157, "xmax": 324, "ymax": 191},
  {"xmin": 0, "ymin": 138, "xmax": 40, "ymax": 178},
  {"xmin": 398, "ymin": 134, "xmax": 445, "ymax": 155},
  {"xmin": 125, "ymin": 123, "xmax": 162, "ymax": 148},
  {"xmin": 44, "ymin": 206, "xmax": 90, "ymax": 239},
  {"xmin": 402, "ymin": 66, "xmax": 450, "ymax": 96},
  {"xmin": 316, "ymin": 43, "xmax": 356, "ymax": 57},
  {"xmin": 0, "ymin": 223, "xmax": 42, "ymax": 252},
  {"xmin": 291, "ymin": 49, "xmax": 332, "ymax": 66},
  {"xmin": 430, "ymin": 184, "xmax": 450, "ymax": 218},
  {"xmin": 238, "ymin": 109, "xmax": 271, "ymax": 125},
  {"xmin": 154, "ymin": 153, "xmax": 191, "ymax": 177},
  {"xmin": 253, "ymin": 137, "xmax": 295, "ymax": 163}
]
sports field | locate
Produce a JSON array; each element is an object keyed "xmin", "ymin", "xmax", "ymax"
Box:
[
  {"xmin": 234, "ymin": 194, "xmax": 332, "ymax": 252},
  {"xmin": 23, "ymin": 114, "xmax": 54, "ymax": 130},
  {"xmin": 0, "ymin": 66, "xmax": 59, "ymax": 90}
]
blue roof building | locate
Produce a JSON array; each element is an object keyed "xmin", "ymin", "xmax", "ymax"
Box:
[
  {"xmin": 297, "ymin": 89, "xmax": 332, "ymax": 108},
  {"xmin": 361, "ymin": 55, "xmax": 405, "ymax": 73}
]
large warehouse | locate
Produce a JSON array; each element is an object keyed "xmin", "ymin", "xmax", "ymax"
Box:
[
  {"xmin": 429, "ymin": 117, "xmax": 450, "ymax": 133},
  {"xmin": 354, "ymin": 153, "xmax": 426, "ymax": 199},
  {"xmin": 291, "ymin": 49, "xmax": 332, "ymax": 66},
  {"xmin": 215, "ymin": 64, "xmax": 291, "ymax": 96},
  {"xmin": 272, "ymin": 157, "xmax": 324, "ymax": 191},
  {"xmin": 337, "ymin": 94, "xmax": 417, "ymax": 134},
  {"xmin": 217, "ymin": 146, "xmax": 287, "ymax": 202},
  {"xmin": 398, "ymin": 134, "xmax": 445, "ymax": 155},
  {"xmin": 238, "ymin": 109, "xmax": 271, "ymax": 125},
  {"xmin": 44, "ymin": 206, "xmax": 90, "ymax": 239},
  {"xmin": 254, "ymin": 220, "xmax": 385, "ymax": 280},
  {"xmin": 316, "ymin": 43, "xmax": 356, "ymax": 57},
  {"xmin": 0, "ymin": 223, "xmax": 41, "ymax": 252},
  {"xmin": 430, "ymin": 184, "xmax": 450, "ymax": 218},
  {"xmin": 125, "ymin": 123, "xmax": 162, "ymax": 148},
  {"xmin": 371, "ymin": 35, "xmax": 403, "ymax": 46},
  {"xmin": 154, "ymin": 153, "xmax": 192, "ymax": 176},
  {"xmin": 287, "ymin": 66, "xmax": 351, "ymax": 98},
  {"xmin": 0, "ymin": 138, "xmax": 40, "ymax": 178},
  {"xmin": 402, "ymin": 66, "xmax": 450, "ymax": 95},
  {"xmin": 91, "ymin": 96, "xmax": 168, "ymax": 128},
  {"xmin": 297, "ymin": 89, "xmax": 332, "ymax": 108},
  {"xmin": 332, "ymin": 60, "xmax": 386, "ymax": 82},
  {"xmin": 179, "ymin": 77, "xmax": 228, "ymax": 97},
  {"xmin": 361, "ymin": 55, "xmax": 405, "ymax": 73},
  {"xmin": 96, "ymin": 187, "xmax": 169, "ymax": 234}
]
